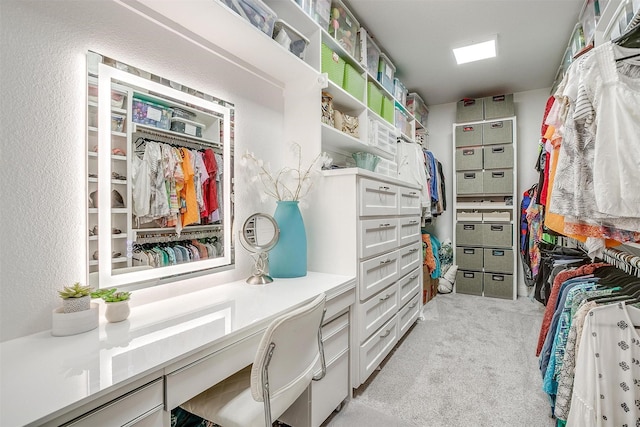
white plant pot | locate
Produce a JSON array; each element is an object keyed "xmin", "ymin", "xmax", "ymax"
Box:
[
  {"xmin": 105, "ymin": 301, "xmax": 130, "ymax": 323},
  {"xmin": 51, "ymin": 303, "xmax": 99, "ymax": 336},
  {"xmin": 62, "ymin": 295, "xmax": 90, "ymax": 313}
]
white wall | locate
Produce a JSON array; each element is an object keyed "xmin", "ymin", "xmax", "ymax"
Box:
[
  {"xmin": 0, "ymin": 0, "xmax": 290, "ymax": 342},
  {"xmin": 423, "ymin": 88, "xmax": 550, "ymax": 296}
]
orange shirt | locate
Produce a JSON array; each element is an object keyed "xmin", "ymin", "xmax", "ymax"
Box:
[{"xmin": 179, "ymin": 148, "xmax": 199, "ymax": 227}]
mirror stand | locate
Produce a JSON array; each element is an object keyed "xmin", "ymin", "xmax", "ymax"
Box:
[{"xmin": 239, "ymin": 213, "xmax": 280, "ymax": 285}]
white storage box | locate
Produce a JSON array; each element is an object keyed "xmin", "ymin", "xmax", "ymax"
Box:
[
  {"xmin": 482, "ymin": 211, "xmax": 511, "ymax": 222},
  {"xmin": 221, "ymin": 0, "xmax": 278, "ymax": 37},
  {"xmin": 457, "ymin": 211, "xmax": 482, "ymax": 221}
]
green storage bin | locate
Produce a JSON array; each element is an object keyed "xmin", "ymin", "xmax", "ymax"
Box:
[
  {"xmin": 321, "ymin": 43, "xmax": 345, "ymax": 86},
  {"xmin": 343, "ymin": 63, "xmax": 365, "ymax": 102},
  {"xmin": 367, "ymin": 82, "xmax": 382, "ymax": 116},
  {"xmin": 381, "ymin": 96, "xmax": 394, "ymax": 124}
]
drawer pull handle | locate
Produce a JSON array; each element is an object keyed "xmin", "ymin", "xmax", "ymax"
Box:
[
  {"xmin": 492, "ymin": 95, "xmax": 506, "ymax": 102},
  {"xmin": 491, "ymin": 147, "xmax": 504, "ymax": 153},
  {"xmin": 463, "ymin": 248, "xmax": 475, "ymax": 254},
  {"xmin": 408, "ymin": 220, "xmax": 419, "ymax": 224},
  {"xmin": 379, "ymin": 259, "xmax": 392, "ymax": 265},
  {"xmin": 462, "ymin": 149, "xmax": 475, "ymax": 155},
  {"xmin": 463, "ymin": 272, "xmax": 475, "ymax": 278},
  {"xmin": 409, "ymin": 274, "xmax": 418, "ymax": 280},
  {"xmin": 379, "ymin": 223, "xmax": 391, "ymax": 227},
  {"xmin": 379, "ymin": 294, "xmax": 391, "ymax": 301},
  {"xmin": 464, "ymin": 172, "xmax": 476, "ymax": 179},
  {"xmin": 491, "ymin": 172, "xmax": 505, "ymax": 178},
  {"xmin": 408, "ymin": 248, "xmax": 419, "ymax": 253},
  {"xmin": 380, "ymin": 330, "xmax": 391, "ymax": 338},
  {"xmin": 409, "ymin": 301, "xmax": 418, "ymax": 309},
  {"xmin": 490, "ymin": 225, "xmax": 504, "ymax": 231},
  {"xmin": 463, "ymin": 99, "xmax": 476, "ymax": 107},
  {"xmin": 408, "ymin": 191, "xmax": 417, "ymax": 195},
  {"xmin": 463, "ymin": 224, "xmax": 475, "ymax": 230},
  {"xmin": 379, "ymin": 186, "xmax": 390, "ymax": 191},
  {"xmin": 493, "ymin": 275, "xmax": 505, "ymax": 281},
  {"xmin": 492, "ymin": 250, "xmax": 505, "ymax": 257},
  {"xmin": 490, "ymin": 121, "xmax": 504, "ymax": 129},
  {"xmin": 462, "ymin": 125, "xmax": 475, "ymax": 132}
]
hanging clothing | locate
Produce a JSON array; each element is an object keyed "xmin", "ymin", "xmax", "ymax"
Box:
[{"xmin": 179, "ymin": 148, "xmax": 200, "ymax": 227}]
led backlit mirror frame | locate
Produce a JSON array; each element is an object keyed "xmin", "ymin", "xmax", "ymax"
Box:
[{"xmin": 89, "ymin": 54, "xmax": 234, "ymax": 289}]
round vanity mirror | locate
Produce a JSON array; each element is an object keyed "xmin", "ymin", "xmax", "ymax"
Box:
[{"xmin": 240, "ymin": 213, "xmax": 280, "ymax": 285}]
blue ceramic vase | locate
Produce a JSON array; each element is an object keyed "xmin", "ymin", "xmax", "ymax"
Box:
[{"xmin": 269, "ymin": 200, "xmax": 307, "ymax": 278}]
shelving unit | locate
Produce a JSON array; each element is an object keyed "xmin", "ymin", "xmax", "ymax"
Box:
[{"xmin": 452, "ymin": 100, "xmax": 518, "ymax": 300}]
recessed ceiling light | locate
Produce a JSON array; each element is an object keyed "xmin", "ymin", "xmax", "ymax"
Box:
[{"xmin": 453, "ymin": 39, "xmax": 497, "ymax": 65}]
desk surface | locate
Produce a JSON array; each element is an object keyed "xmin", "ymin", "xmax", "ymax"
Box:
[{"xmin": 0, "ymin": 272, "xmax": 355, "ymax": 426}]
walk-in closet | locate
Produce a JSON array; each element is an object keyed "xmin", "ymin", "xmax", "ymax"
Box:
[{"xmin": 1, "ymin": 0, "xmax": 639, "ymax": 426}]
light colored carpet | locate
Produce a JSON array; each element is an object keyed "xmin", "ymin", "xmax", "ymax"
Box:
[{"xmin": 323, "ymin": 293, "xmax": 556, "ymax": 427}]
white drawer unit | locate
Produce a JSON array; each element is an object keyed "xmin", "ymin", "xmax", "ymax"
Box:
[
  {"xmin": 359, "ymin": 249, "xmax": 399, "ymax": 301},
  {"xmin": 398, "ymin": 267, "xmax": 421, "ymax": 308},
  {"xmin": 359, "ymin": 218, "xmax": 399, "ymax": 259},
  {"xmin": 398, "ymin": 292, "xmax": 421, "ymax": 337},
  {"xmin": 359, "ymin": 315, "xmax": 399, "ymax": 382},
  {"xmin": 359, "ymin": 177, "xmax": 398, "ymax": 216},
  {"xmin": 398, "ymin": 241, "xmax": 422, "ymax": 279},
  {"xmin": 398, "ymin": 216, "xmax": 421, "ymax": 247},
  {"xmin": 358, "ymin": 285, "xmax": 399, "ymax": 341},
  {"xmin": 311, "ymin": 171, "xmax": 423, "ymax": 390}
]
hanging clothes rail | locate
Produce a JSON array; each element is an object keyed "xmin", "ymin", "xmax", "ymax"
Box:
[
  {"xmin": 557, "ymin": 235, "xmax": 640, "ymax": 278},
  {"xmin": 136, "ymin": 229, "xmax": 221, "ymax": 244},
  {"xmin": 133, "ymin": 126, "xmax": 223, "ymax": 152}
]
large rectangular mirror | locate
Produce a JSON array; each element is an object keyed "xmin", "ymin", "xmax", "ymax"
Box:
[{"xmin": 87, "ymin": 52, "xmax": 234, "ymax": 289}]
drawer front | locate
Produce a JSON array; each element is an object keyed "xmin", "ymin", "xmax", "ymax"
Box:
[
  {"xmin": 399, "ymin": 187, "xmax": 421, "ymax": 215},
  {"xmin": 359, "ymin": 250, "xmax": 399, "ymax": 301},
  {"xmin": 165, "ymin": 332, "xmax": 261, "ymax": 409},
  {"xmin": 398, "ymin": 267, "xmax": 421, "ymax": 307},
  {"xmin": 360, "ymin": 218, "xmax": 399, "ymax": 259},
  {"xmin": 398, "ymin": 292, "xmax": 421, "ymax": 338},
  {"xmin": 455, "ymin": 99, "xmax": 484, "ymax": 123},
  {"xmin": 456, "ymin": 171, "xmax": 483, "ymax": 194},
  {"xmin": 455, "ymin": 147, "xmax": 483, "ymax": 171},
  {"xmin": 128, "ymin": 406, "xmax": 164, "ymax": 427},
  {"xmin": 398, "ymin": 241, "xmax": 422, "ymax": 278},
  {"xmin": 482, "ymin": 223, "xmax": 512, "ymax": 248},
  {"xmin": 483, "ymin": 169, "xmax": 513, "ymax": 195},
  {"xmin": 483, "ymin": 248, "xmax": 514, "ymax": 274},
  {"xmin": 359, "ymin": 177, "xmax": 398, "ymax": 216},
  {"xmin": 325, "ymin": 287, "xmax": 355, "ymax": 321},
  {"xmin": 359, "ymin": 315, "xmax": 398, "ymax": 382},
  {"xmin": 456, "ymin": 270, "xmax": 483, "ymax": 296},
  {"xmin": 455, "ymin": 123, "xmax": 482, "ymax": 147},
  {"xmin": 311, "ymin": 352, "xmax": 349, "ymax": 427},
  {"xmin": 64, "ymin": 380, "xmax": 163, "ymax": 427},
  {"xmin": 321, "ymin": 312, "xmax": 350, "ymax": 364},
  {"xmin": 483, "ymin": 94, "xmax": 514, "ymax": 120},
  {"xmin": 482, "ymin": 119, "xmax": 513, "ymax": 145},
  {"xmin": 483, "ymin": 273, "xmax": 514, "ymax": 299},
  {"xmin": 398, "ymin": 216, "xmax": 421, "ymax": 247},
  {"xmin": 483, "ymin": 144, "xmax": 513, "ymax": 169},
  {"xmin": 456, "ymin": 222, "xmax": 483, "ymax": 246},
  {"xmin": 455, "ymin": 246, "xmax": 483, "ymax": 271},
  {"xmin": 358, "ymin": 285, "xmax": 399, "ymax": 341}
]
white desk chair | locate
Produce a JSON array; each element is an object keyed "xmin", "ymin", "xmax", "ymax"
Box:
[{"xmin": 180, "ymin": 293, "xmax": 327, "ymax": 427}]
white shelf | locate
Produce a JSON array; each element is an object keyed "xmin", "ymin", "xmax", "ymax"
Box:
[
  {"xmin": 321, "ymin": 123, "xmax": 367, "ymax": 153},
  {"xmin": 88, "ymin": 152, "xmax": 127, "ymax": 161},
  {"xmin": 455, "ymin": 203, "xmax": 516, "ymax": 210},
  {"xmin": 133, "ymin": 123, "xmax": 221, "ymax": 147},
  {"xmin": 87, "ymin": 127, "xmax": 127, "ymax": 138},
  {"xmin": 89, "ymin": 234, "xmax": 128, "ymax": 241},
  {"xmin": 326, "ymin": 81, "xmax": 365, "ymax": 113},
  {"xmin": 120, "ymin": 0, "xmax": 319, "ymax": 88}
]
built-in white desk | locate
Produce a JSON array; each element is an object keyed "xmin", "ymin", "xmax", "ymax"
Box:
[{"xmin": 0, "ymin": 272, "xmax": 355, "ymax": 427}]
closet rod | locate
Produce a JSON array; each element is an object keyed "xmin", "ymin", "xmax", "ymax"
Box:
[
  {"xmin": 134, "ymin": 127, "xmax": 223, "ymax": 152},
  {"xmin": 558, "ymin": 235, "xmax": 640, "ymax": 278},
  {"xmin": 136, "ymin": 229, "xmax": 221, "ymax": 244}
]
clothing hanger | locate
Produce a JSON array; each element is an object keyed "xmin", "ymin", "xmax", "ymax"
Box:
[{"xmin": 613, "ymin": 21, "xmax": 640, "ymax": 61}]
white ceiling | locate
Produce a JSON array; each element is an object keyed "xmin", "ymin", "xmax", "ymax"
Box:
[{"xmin": 345, "ymin": 0, "xmax": 584, "ymax": 106}]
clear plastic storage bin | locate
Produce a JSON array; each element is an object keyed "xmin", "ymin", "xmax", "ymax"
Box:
[
  {"xmin": 328, "ymin": 0, "xmax": 360, "ymax": 57},
  {"xmin": 221, "ymin": 0, "xmax": 277, "ymax": 37},
  {"xmin": 394, "ymin": 78, "xmax": 407, "ymax": 106},
  {"xmin": 359, "ymin": 28, "xmax": 381, "ymax": 78},
  {"xmin": 273, "ymin": 19, "xmax": 310, "ymax": 60},
  {"xmin": 377, "ymin": 53, "xmax": 395, "ymax": 94},
  {"xmin": 406, "ymin": 92, "xmax": 428, "ymax": 126},
  {"xmin": 132, "ymin": 98, "xmax": 172, "ymax": 130}
]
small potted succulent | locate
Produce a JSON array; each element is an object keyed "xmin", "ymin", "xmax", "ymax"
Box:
[
  {"xmin": 58, "ymin": 282, "xmax": 93, "ymax": 313},
  {"xmin": 100, "ymin": 289, "xmax": 132, "ymax": 323}
]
